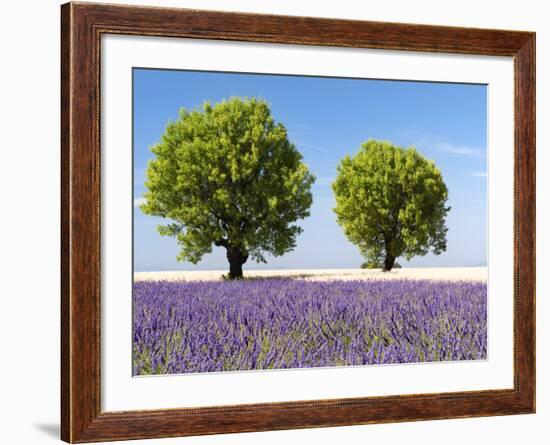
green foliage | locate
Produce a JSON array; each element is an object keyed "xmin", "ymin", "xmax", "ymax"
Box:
[
  {"xmin": 140, "ymin": 97, "xmax": 315, "ymax": 275},
  {"xmin": 361, "ymin": 261, "xmax": 401, "ymax": 269},
  {"xmin": 332, "ymin": 140, "xmax": 450, "ymax": 271}
]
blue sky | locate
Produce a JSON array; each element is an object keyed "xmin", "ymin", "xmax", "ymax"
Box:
[{"xmin": 133, "ymin": 68, "xmax": 487, "ymax": 271}]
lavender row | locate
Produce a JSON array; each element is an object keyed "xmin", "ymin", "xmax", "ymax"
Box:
[{"xmin": 133, "ymin": 279, "xmax": 487, "ymax": 375}]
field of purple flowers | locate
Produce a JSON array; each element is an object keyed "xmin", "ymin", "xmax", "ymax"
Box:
[{"xmin": 133, "ymin": 279, "xmax": 487, "ymax": 375}]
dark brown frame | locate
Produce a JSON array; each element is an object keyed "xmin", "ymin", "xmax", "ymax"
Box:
[{"xmin": 61, "ymin": 1, "xmax": 536, "ymax": 442}]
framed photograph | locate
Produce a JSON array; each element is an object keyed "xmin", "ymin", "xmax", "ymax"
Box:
[{"xmin": 61, "ymin": 2, "xmax": 535, "ymax": 442}]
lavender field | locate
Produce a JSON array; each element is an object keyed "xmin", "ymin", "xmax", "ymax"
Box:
[{"xmin": 133, "ymin": 279, "xmax": 487, "ymax": 375}]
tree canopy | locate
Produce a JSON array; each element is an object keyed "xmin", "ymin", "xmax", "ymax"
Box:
[
  {"xmin": 332, "ymin": 140, "xmax": 450, "ymax": 271},
  {"xmin": 140, "ymin": 97, "xmax": 315, "ymax": 278}
]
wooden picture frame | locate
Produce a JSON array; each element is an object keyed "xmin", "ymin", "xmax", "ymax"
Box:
[{"xmin": 61, "ymin": 2, "xmax": 535, "ymax": 442}]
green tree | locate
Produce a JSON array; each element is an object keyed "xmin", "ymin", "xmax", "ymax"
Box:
[
  {"xmin": 140, "ymin": 97, "xmax": 315, "ymax": 279},
  {"xmin": 332, "ymin": 140, "xmax": 450, "ymax": 271}
]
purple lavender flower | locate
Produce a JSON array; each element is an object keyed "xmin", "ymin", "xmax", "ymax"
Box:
[{"xmin": 133, "ymin": 279, "xmax": 487, "ymax": 375}]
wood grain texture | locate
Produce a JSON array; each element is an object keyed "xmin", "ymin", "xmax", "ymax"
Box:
[{"xmin": 60, "ymin": 2, "xmax": 536, "ymax": 442}]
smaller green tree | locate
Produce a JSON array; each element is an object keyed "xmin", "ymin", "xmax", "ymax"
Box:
[
  {"xmin": 332, "ymin": 140, "xmax": 450, "ymax": 271},
  {"xmin": 140, "ymin": 97, "xmax": 315, "ymax": 279}
]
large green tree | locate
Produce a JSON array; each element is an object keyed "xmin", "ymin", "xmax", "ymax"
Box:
[
  {"xmin": 332, "ymin": 140, "xmax": 450, "ymax": 271},
  {"xmin": 140, "ymin": 97, "xmax": 315, "ymax": 279}
]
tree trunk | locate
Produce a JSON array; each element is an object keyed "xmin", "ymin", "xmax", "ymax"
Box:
[
  {"xmin": 229, "ymin": 261, "xmax": 243, "ymax": 279},
  {"xmin": 383, "ymin": 253, "xmax": 395, "ymax": 272},
  {"xmin": 226, "ymin": 247, "xmax": 248, "ymax": 280}
]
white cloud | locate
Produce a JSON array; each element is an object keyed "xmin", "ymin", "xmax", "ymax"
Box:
[
  {"xmin": 433, "ymin": 142, "xmax": 485, "ymax": 158},
  {"xmin": 296, "ymin": 142, "xmax": 329, "ymax": 153},
  {"xmin": 413, "ymin": 138, "xmax": 486, "ymax": 159},
  {"xmin": 134, "ymin": 197, "xmax": 146, "ymax": 207},
  {"xmin": 315, "ymin": 176, "xmax": 335, "ymax": 186}
]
